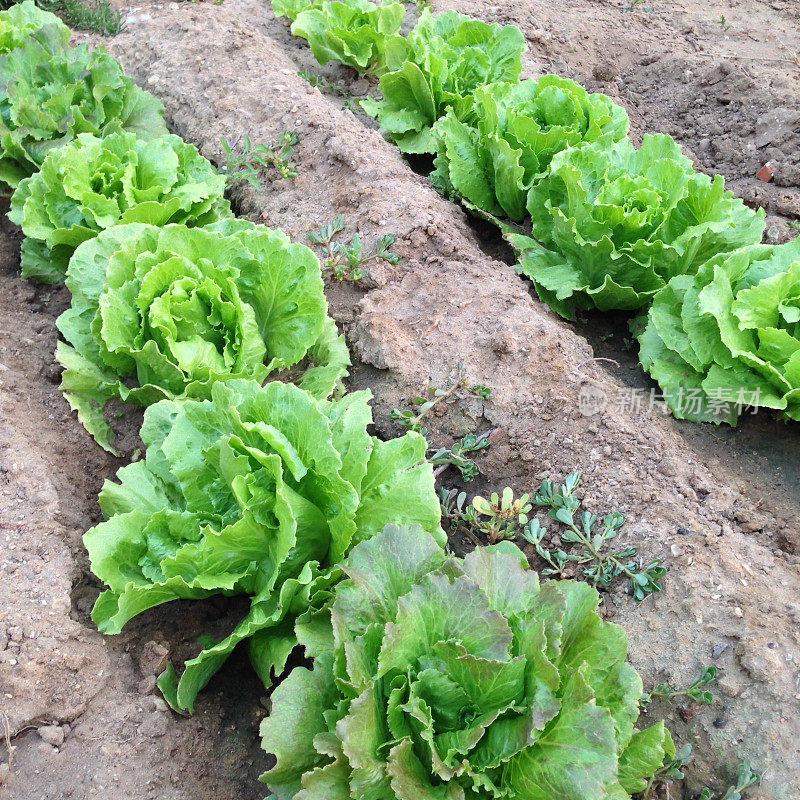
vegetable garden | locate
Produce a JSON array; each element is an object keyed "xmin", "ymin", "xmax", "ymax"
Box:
[{"xmin": 0, "ymin": 0, "xmax": 798, "ymax": 798}]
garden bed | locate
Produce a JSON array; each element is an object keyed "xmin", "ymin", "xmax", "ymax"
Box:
[{"xmin": 1, "ymin": 0, "xmax": 799, "ymax": 798}]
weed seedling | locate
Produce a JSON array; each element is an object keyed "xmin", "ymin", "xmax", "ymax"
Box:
[
  {"xmin": 643, "ymin": 748, "xmax": 759, "ymax": 800},
  {"xmin": 219, "ymin": 132, "xmax": 299, "ymax": 188},
  {"xmin": 640, "ymin": 666, "xmax": 717, "ymax": 707},
  {"xmin": 298, "ymin": 70, "xmax": 353, "ymax": 110},
  {"xmin": 472, "ymin": 488, "xmax": 532, "ymax": 543},
  {"xmin": 789, "ymin": 220, "xmax": 800, "ymax": 232},
  {"xmin": 34, "ymin": 0, "xmax": 122, "ymax": 34},
  {"xmin": 389, "ymin": 363, "xmax": 490, "ymax": 435},
  {"xmin": 641, "ymin": 744, "xmax": 693, "ymax": 800},
  {"xmin": 521, "ymin": 472, "xmax": 666, "ymax": 600},
  {"xmin": 439, "ymin": 488, "xmax": 480, "ymax": 542},
  {"xmin": 700, "ymin": 762, "xmax": 761, "ymax": 800},
  {"xmin": 718, "ymin": 13, "xmax": 731, "ymax": 31},
  {"xmin": 307, "ymin": 214, "xmax": 399, "ymax": 282},
  {"xmin": 429, "ymin": 431, "xmax": 491, "ymax": 482},
  {"xmin": 441, "ymin": 487, "xmax": 531, "ymax": 544}
]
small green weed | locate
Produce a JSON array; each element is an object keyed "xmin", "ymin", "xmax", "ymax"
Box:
[
  {"xmin": 219, "ymin": 132, "xmax": 299, "ymax": 188},
  {"xmin": 19, "ymin": 0, "xmax": 123, "ymax": 34},
  {"xmin": 700, "ymin": 762, "xmax": 761, "ymax": 800},
  {"xmin": 298, "ymin": 70, "xmax": 354, "ymax": 110},
  {"xmin": 389, "ymin": 363, "xmax": 490, "ymax": 435},
  {"xmin": 472, "ymin": 487, "xmax": 532, "ymax": 543},
  {"xmin": 642, "ymin": 746, "xmax": 759, "ymax": 800},
  {"xmin": 308, "ymin": 215, "xmax": 399, "ymax": 282},
  {"xmin": 640, "ymin": 665, "xmax": 717, "ymax": 707},
  {"xmin": 641, "ymin": 744, "xmax": 693, "ymax": 800},
  {"xmin": 442, "ymin": 472, "xmax": 665, "ymax": 601},
  {"xmin": 523, "ymin": 472, "xmax": 665, "ymax": 600},
  {"xmin": 430, "ymin": 432, "xmax": 491, "ymax": 482}
]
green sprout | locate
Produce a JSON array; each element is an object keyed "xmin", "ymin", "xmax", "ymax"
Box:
[
  {"xmin": 429, "ymin": 431, "xmax": 491, "ymax": 482},
  {"xmin": 700, "ymin": 762, "xmax": 761, "ymax": 800},
  {"xmin": 522, "ymin": 472, "xmax": 666, "ymax": 601},
  {"xmin": 298, "ymin": 69, "xmax": 354, "ymax": 110},
  {"xmin": 640, "ymin": 665, "xmax": 717, "ymax": 707},
  {"xmin": 307, "ymin": 214, "xmax": 399, "ymax": 282},
  {"xmin": 389, "ymin": 363, "xmax": 490, "ymax": 435},
  {"xmin": 472, "ymin": 487, "xmax": 532, "ymax": 543},
  {"xmin": 33, "ymin": 0, "xmax": 122, "ymax": 35},
  {"xmin": 219, "ymin": 132, "xmax": 299, "ymax": 188}
]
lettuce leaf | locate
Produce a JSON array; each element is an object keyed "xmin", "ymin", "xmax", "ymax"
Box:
[
  {"xmin": 55, "ymin": 221, "xmax": 343, "ymax": 453},
  {"xmin": 512, "ymin": 134, "xmax": 765, "ymax": 318},
  {"xmin": 9, "ymin": 131, "xmax": 231, "ymax": 284},
  {"xmin": 85, "ymin": 380, "xmax": 441, "ymax": 711},
  {"xmin": 362, "ymin": 9, "xmax": 526, "ymax": 153},
  {"xmin": 0, "ymin": 0, "xmax": 68, "ymax": 56},
  {"xmin": 636, "ymin": 239, "xmax": 800, "ymax": 424},
  {"xmin": 0, "ymin": 27, "xmax": 167, "ymax": 187},
  {"xmin": 432, "ymin": 75, "xmax": 629, "ymax": 221},
  {"xmin": 271, "ymin": 0, "xmax": 322, "ymax": 21},
  {"xmin": 292, "ymin": 0, "xmax": 407, "ymax": 76},
  {"xmin": 260, "ymin": 524, "xmax": 672, "ymax": 799}
]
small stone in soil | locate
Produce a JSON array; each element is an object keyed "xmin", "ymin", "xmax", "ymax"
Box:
[
  {"xmin": 711, "ymin": 642, "xmax": 729, "ymax": 660},
  {"xmin": 756, "ymin": 162, "xmax": 775, "ymax": 182}
]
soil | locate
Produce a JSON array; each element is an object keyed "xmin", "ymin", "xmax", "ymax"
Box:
[{"xmin": 2, "ymin": 0, "xmax": 799, "ymax": 798}]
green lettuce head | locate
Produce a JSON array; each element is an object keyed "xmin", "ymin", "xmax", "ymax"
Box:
[
  {"xmin": 291, "ymin": 0, "xmax": 407, "ymax": 76},
  {"xmin": 260, "ymin": 524, "xmax": 674, "ymax": 800},
  {"xmin": 9, "ymin": 131, "xmax": 232, "ymax": 284},
  {"xmin": 637, "ymin": 239, "xmax": 800, "ymax": 425},
  {"xmin": 432, "ymin": 75, "xmax": 630, "ymax": 222},
  {"xmin": 56, "ymin": 220, "xmax": 347, "ymax": 454},
  {"xmin": 362, "ymin": 9, "xmax": 526, "ymax": 153},
  {"xmin": 86, "ymin": 380, "xmax": 441, "ymax": 712},
  {"xmin": 0, "ymin": 28, "xmax": 167, "ymax": 188},
  {"xmin": 0, "ymin": 0, "xmax": 67, "ymax": 55},
  {"xmin": 511, "ymin": 134, "xmax": 765, "ymax": 318}
]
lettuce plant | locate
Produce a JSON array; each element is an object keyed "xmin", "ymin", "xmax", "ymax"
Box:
[
  {"xmin": 0, "ymin": 0, "xmax": 66, "ymax": 55},
  {"xmin": 362, "ymin": 9, "xmax": 526, "ymax": 153},
  {"xmin": 510, "ymin": 135, "xmax": 765, "ymax": 318},
  {"xmin": 9, "ymin": 132, "xmax": 231, "ymax": 284},
  {"xmin": 56, "ymin": 220, "xmax": 345, "ymax": 453},
  {"xmin": 432, "ymin": 75, "xmax": 629, "ymax": 221},
  {"xmin": 0, "ymin": 26, "xmax": 167, "ymax": 187},
  {"xmin": 260, "ymin": 523, "xmax": 674, "ymax": 800},
  {"xmin": 271, "ymin": 0, "xmax": 321, "ymax": 21},
  {"xmin": 637, "ymin": 239, "xmax": 800, "ymax": 424},
  {"xmin": 86, "ymin": 380, "xmax": 441, "ymax": 711},
  {"xmin": 292, "ymin": 0, "xmax": 407, "ymax": 76}
]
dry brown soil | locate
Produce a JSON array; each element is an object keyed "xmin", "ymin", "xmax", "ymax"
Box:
[{"xmin": 1, "ymin": 0, "xmax": 799, "ymax": 798}]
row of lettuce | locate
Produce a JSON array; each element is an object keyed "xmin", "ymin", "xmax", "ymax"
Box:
[
  {"xmin": 1, "ymin": 3, "xmax": 679, "ymax": 798},
  {"xmin": 276, "ymin": 0, "xmax": 800, "ymax": 425}
]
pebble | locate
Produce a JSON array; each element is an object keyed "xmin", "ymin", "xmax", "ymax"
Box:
[
  {"xmin": 711, "ymin": 642, "xmax": 729, "ymax": 660},
  {"xmin": 756, "ymin": 162, "xmax": 775, "ymax": 183}
]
